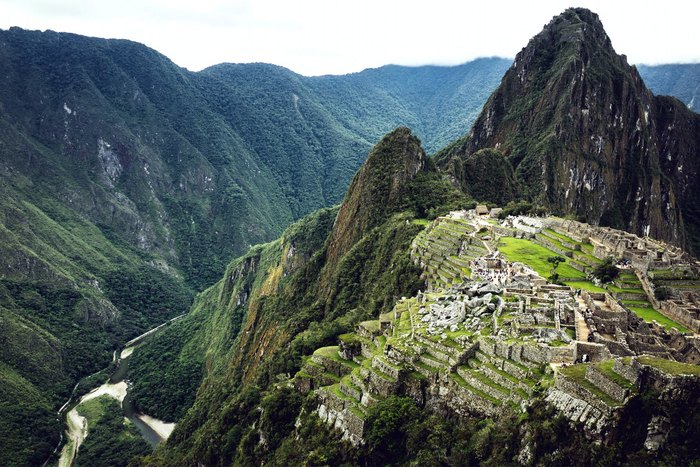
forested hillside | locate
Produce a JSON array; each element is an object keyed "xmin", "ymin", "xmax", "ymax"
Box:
[
  {"xmin": 638, "ymin": 63, "xmax": 700, "ymax": 112},
  {"xmin": 0, "ymin": 26, "xmax": 508, "ymax": 466}
]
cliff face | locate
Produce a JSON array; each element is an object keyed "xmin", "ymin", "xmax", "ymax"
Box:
[{"xmin": 436, "ymin": 8, "xmax": 700, "ymax": 253}]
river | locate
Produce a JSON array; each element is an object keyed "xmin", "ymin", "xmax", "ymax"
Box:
[{"xmin": 56, "ymin": 314, "xmax": 185, "ymax": 467}]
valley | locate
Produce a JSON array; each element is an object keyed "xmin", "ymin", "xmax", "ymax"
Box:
[{"xmin": 2, "ymin": 5, "xmax": 700, "ymax": 467}]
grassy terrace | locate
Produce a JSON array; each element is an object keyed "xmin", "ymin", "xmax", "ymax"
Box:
[
  {"xmin": 544, "ymin": 229, "xmax": 598, "ymax": 257},
  {"xmin": 559, "ymin": 364, "xmax": 618, "ymax": 407},
  {"xmin": 606, "ymin": 284, "xmax": 645, "ymax": 294},
  {"xmin": 627, "ymin": 307, "xmax": 691, "ymax": 333},
  {"xmin": 637, "ymin": 356, "xmax": 700, "ymax": 376},
  {"xmin": 498, "ymin": 237, "xmax": 586, "ymax": 278},
  {"xmin": 594, "ymin": 361, "xmax": 638, "ymax": 393},
  {"xmin": 450, "ymin": 373, "xmax": 502, "ymax": 405},
  {"xmin": 564, "ymin": 281, "xmax": 608, "ymax": 293},
  {"xmin": 314, "ymin": 346, "xmax": 361, "ymax": 368}
]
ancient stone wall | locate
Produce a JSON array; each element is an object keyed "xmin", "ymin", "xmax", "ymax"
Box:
[
  {"xmin": 575, "ymin": 342, "xmax": 613, "ymax": 362},
  {"xmin": 554, "ymin": 373, "xmax": 614, "ymax": 415},
  {"xmin": 585, "ymin": 365, "xmax": 628, "ymax": 402},
  {"xmin": 612, "ymin": 358, "xmax": 641, "ymax": 385},
  {"xmin": 662, "ymin": 301, "xmax": 700, "ymax": 333}
]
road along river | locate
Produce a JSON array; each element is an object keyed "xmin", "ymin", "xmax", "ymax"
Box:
[{"xmin": 57, "ymin": 314, "xmax": 184, "ymax": 466}]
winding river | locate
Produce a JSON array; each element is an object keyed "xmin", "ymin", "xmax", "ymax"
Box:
[{"xmin": 56, "ymin": 314, "xmax": 185, "ymax": 467}]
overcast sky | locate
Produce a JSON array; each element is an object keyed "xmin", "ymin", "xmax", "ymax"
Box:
[{"xmin": 0, "ymin": 0, "xmax": 698, "ymax": 76}]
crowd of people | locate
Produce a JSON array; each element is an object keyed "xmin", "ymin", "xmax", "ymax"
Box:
[{"xmin": 469, "ymin": 260, "xmax": 517, "ymax": 286}]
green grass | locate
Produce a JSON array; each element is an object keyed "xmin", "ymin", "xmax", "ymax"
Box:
[
  {"xmin": 628, "ymin": 307, "xmax": 691, "ymax": 333},
  {"xmin": 485, "ymin": 362, "xmax": 519, "ymax": 384},
  {"xmin": 498, "ymin": 237, "xmax": 586, "ymax": 279},
  {"xmin": 606, "ymin": 284, "xmax": 645, "ymax": 294},
  {"xmin": 564, "ymin": 281, "xmax": 608, "ymax": 293},
  {"xmin": 360, "ymin": 320, "xmax": 381, "ymax": 334},
  {"xmin": 637, "ymin": 356, "xmax": 700, "ymax": 376},
  {"xmin": 349, "ymin": 406, "xmax": 367, "ymax": 419},
  {"xmin": 412, "ymin": 218, "xmax": 430, "ymax": 226},
  {"xmin": 329, "ymin": 383, "xmax": 360, "ymax": 404},
  {"xmin": 314, "ymin": 346, "xmax": 361, "ymax": 368},
  {"xmin": 413, "ymin": 361, "xmax": 439, "ymax": 373}
]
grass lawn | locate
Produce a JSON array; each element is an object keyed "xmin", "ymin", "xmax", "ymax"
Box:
[
  {"xmin": 606, "ymin": 284, "xmax": 645, "ymax": 294},
  {"xmin": 628, "ymin": 307, "xmax": 691, "ymax": 333},
  {"xmin": 498, "ymin": 237, "xmax": 586, "ymax": 279},
  {"xmin": 564, "ymin": 281, "xmax": 608, "ymax": 293},
  {"xmin": 412, "ymin": 218, "xmax": 430, "ymax": 226},
  {"xmin": 637, "ymin": 356, "xmax": 700, "ymax": 376}
]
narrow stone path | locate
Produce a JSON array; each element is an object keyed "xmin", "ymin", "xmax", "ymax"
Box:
[{"xmin": 574, "ymin": 295, "xmax": 590, "ymax": 342}]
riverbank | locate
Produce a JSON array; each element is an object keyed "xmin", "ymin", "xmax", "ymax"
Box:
[{"xmin": 55, "ymin": 315, "xmax": 186, "ymax": 466}]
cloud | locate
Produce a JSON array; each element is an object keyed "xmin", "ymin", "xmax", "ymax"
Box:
[{"xmin": 1, "ymin": 0, "xmax": 699, "ymax": 76}]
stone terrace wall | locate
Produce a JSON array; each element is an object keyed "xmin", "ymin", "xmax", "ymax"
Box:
[
  {"xmin": 613, "ymin": 358, "xmax": 642, "ymax": 385},
  {"xmin": 555, "ymin": 372, "xmax": 614, "ymax": 415},
  {"xmin": 634, "ymin": 358, "xmax": 700, "ymax": 394},
  {"xmin": 661, "ymin": 301, "xmax": 700, "ymax": 333},
  {"xmin": 575, "ymin": 342, "xmax": 613, "ymax": 362},
  {"xmin": 585, "ymin": 365, "xmax": 628, "ymax": 402}
]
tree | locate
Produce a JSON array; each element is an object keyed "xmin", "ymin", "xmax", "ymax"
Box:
[
  {"xmin": 547, "ymin": 256, "xmax": 566, "ymax": 274},
  {"xmin": 591, "ymin": 257, "xmax": 620, "ymax": 283}
]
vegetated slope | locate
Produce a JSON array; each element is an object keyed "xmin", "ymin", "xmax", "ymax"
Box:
[
  {"xmin": 638, "ymin": 63, "xmax": 700, "ymax": 112},
  {"xmin": 0, "ymin": 27, "xmax": 504, "ymax": 465},
  {"xmin": 130, "ymin": 128, "xmax": 471, "ymax": 465},
  {"xmin": 305, "ymin": 58, "xmax": 513, "ymax": 154},
  {"xmin": 436, "ymin": 8, "xmax": 700, "ymax": 254}
]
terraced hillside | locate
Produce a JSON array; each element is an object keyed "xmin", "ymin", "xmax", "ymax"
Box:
[{"xmin": 294, "ymin": 212, "xmax": 700, "ymax": 446}]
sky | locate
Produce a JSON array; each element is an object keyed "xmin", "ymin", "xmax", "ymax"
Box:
[{"xmin": 0, "ymin": 0, "xmax": 698, "ymax": 76}]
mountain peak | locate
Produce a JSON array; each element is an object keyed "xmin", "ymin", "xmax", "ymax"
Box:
[
  {"xmin": 436, "ymin": 8, "xmax": 700, "ymax": 252},
  {"xmin": 326, "ymin": 127, "xmax": 428, "ymax": 264}
]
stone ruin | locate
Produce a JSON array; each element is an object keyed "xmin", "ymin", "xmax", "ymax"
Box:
[{"xmin": 416, "ymin": 281, "xmax": 504, "ymax": 337}]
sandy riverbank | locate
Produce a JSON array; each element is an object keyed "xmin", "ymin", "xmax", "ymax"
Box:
[
  {"xmin": 135, "ymin": 413, "xmax": 176, "ymax": 439},
  {"xmin": 57, "ymin": 382, "xmax": 128, "ymax": 467},
  {"xmin": 120, "ymin": 346, "xmax": 136, "ymax": 359}
]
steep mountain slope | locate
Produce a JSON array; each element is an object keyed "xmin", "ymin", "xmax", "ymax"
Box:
[
  {"xmin": 436, "ymin": 8, "xmax": 700, "ymax": 254},
  {"xmin": 131, "ymin": 128, "xmax": 470, "ymax": 465}
]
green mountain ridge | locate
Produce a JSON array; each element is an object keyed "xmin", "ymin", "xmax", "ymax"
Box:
[
  {"xmin": 2, "ymin": 9, "xmax": 700, "ymax": 465},
  {"xmin": 127, "ymin": 8, "xmax": 700, "ymax": 467}
]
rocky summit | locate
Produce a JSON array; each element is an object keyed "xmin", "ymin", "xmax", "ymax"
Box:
[{"xmin": 436, "ymin": 8, "xmax": 700, "ymax": 255}]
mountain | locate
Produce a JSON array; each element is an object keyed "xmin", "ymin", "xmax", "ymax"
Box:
[
  {"xmin": 125, "ymin": 8, "xmax": 700, "ymax": 467},
  {"xmin": 435, "ymin": 8, "xmax": 700, "ymax": 254},
  {"xmin": 0, "ymin": 27, "xmax": 509, "ymax": 467},
  {"xmin": 4, "ymin": 10, "xmax": 700, "ymax": 465},
  {"xmin": 127, "ymin": 128, "xmax": 470, "ymax": 465},
  {"xmin": 638, "ymin": 63, "xmax": 700, "ymax": 112}
]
